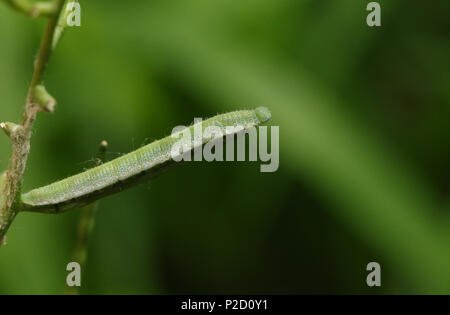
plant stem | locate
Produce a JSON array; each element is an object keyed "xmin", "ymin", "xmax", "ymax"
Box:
[
  {"xmin": 3, "ymin": 0, "xmax": 58, "ymax": 17},
  {"xmin": 0, "ymin": 0, "xmax": 65, "ymax": 245},
  {"xmin": 67, "ymin": 141, "xmax": 108, "ymax": 295}
]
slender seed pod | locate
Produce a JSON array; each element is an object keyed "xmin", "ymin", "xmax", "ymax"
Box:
[{"xmin": 21, "ymin": 107, "xmax": 271, "ymax": 214}]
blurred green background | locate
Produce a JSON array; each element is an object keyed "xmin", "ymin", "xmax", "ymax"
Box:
[{"xmin": 0, "ymin": 0, "xmax": 449, "ymax": 294}]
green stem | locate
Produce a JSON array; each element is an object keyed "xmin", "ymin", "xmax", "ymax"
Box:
[
  {"xmin": 3, "ymin": 0, "xmax": 58, "ymax": 17},
  {"xmin": 67, "ymin": 141, "xmax": 108, "ymax": 295},
  {"xmin": 0, "ymin": 0, "xmax": 65, "ymax": 245}
]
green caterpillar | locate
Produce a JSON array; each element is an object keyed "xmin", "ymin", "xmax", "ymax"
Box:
[{"xmin": 20, "ymin": 107, "xmax": 271, "ymax": 213}]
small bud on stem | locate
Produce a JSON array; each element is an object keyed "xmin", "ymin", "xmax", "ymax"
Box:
[
  {"xmin": 33, "ymin": 85, "xmax": 57, "ymax": 113},
  {"xmin": 1, "ymin": 122, "xmax": 23, "ymax": 138},
  {"xmin": 95, "ymin": 140, "xmax": 108, "ymax": 165}
]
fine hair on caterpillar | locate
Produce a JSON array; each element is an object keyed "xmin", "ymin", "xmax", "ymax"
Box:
[{"xmin": 170, "ymin": 119, "xmax": 279, "ymax": 173}]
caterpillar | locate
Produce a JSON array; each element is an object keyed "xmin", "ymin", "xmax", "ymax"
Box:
[{"xmin": 20, "ymin": 107, "xmax": 271, "ymax": 213}]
